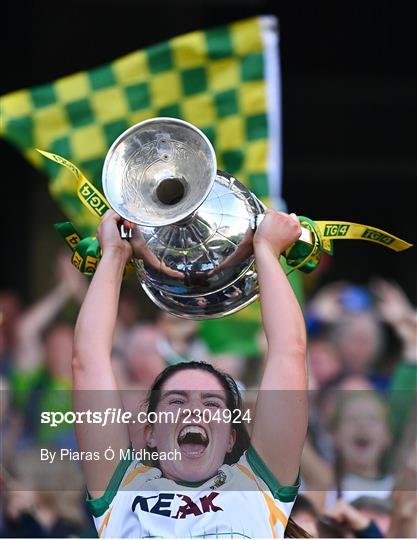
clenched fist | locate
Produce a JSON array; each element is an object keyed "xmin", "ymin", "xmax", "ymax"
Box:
[{"xmin": 253, "ymin": 210, "xmax": 302, "ymax": 256}]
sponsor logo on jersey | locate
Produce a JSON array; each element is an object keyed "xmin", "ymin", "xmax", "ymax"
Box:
[{"xmin": 132, "ymin": 492, "xmax": 223, "ymax": 519}]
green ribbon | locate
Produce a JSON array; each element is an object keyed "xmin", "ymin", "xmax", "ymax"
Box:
[
  {"xmin": 285, "ymin": 216, "xmax": 327, "ymax": 274},
  {"xmin": 54, "ymin": 222, "xmax": 100, "ymax": 276},
  {"xmin": 54, "ymin": 221, "xmax": 134, "ymax": 278}
]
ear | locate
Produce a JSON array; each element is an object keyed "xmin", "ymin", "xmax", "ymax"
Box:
[
  {"xmin": 145, "ymin": 424, "xmax": 156, "ymax": 448},
  {"xmin": 227, "ymin": 428, "xmax": 237, "ymax": 453}
]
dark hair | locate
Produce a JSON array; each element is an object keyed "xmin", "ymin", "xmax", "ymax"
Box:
[
  {"xmin": 317, "ymin": 515, "xmax": 351, "ymax": 538},
  {"xmin": 145, "ymin": 361, "xmax": 250, "ymax": 464},
  {"xmin": 351, "ymin": 495, "xmax": 393, "ymax": 514},
  {"xmin": 286, "ymin": 495, "xmax": 316, "ymax": 538},
  {"xmin": 291, "ymin": 494, "xmax": 319, "ymax": 519},
  {"xmin": 40, "ymin": 319, "xmax": 73, "ymax": 344},
  {"xmin": 145, "ymin": 361, "xmax": 311, "ymax": 538}
]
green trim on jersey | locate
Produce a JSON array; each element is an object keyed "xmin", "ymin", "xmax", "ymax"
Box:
[
  {"xmin": 86, "ymin": 450, "xmax": 133, "ymax": 517},
  {"xmin": 174, "ymin": 478, "xmax": 209, "ymax": 487},
  {"xmin": 247, "ymin": 444, "xmax": 299, "ymax": 502}
]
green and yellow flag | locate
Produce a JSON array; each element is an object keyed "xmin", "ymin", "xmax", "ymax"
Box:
[{"xmin": 0, "ymin": 15, "xmax": 299, "ymax": 355}]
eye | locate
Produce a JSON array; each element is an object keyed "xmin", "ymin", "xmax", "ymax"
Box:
[
  {"xmin": 204, "ymin": 401, "xmax": 222, "ymax": 408},
  {"xmin": 169, "ymin": 399, "xmax": 185, "ymax": 405}
]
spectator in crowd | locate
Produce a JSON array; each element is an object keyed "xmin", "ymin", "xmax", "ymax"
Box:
[
  {"xmin": 301, "ymin": 372, "xmax": 375, "ymax": 509},
  {"xmin": 0, "ymin": 376, "xmax": 22, "ymax": 474},
  {"xmin": 112, "ymin": 287, "xmax": 141, "ymax": 356},
  {"xmin": 0, "ymin": 447, "xmax": 89, "ymax": 538},
  {"xmin": 123, "ymin": 324, "xmax": 165, "ymax": 388},
  {"xmin": 307, "ymin": 329, "xmax": 343, "ymax": 390},
  {"xmin": 306, "ymin": 282, "xmax": 387, "ymax": 389},
  {"xmin": 211, "ymin": 353, "xmax": 248, "ymax": 387},
  {"xmin": 328, "ymin": 391, "xmax": 394, "ymax": 505},
  {"xmin": 329, "ymin": 313, "xmax": 384, "ymax": 384},
  {"xmin": 322, "ymin": 499, "xmax": 384, "ymax": 538},
  {"xmin": 11, "ymin": 255, "xmax": 87, "ymax": 447},
  {"xmin": 317, "ymin": 374, "xmax": 374, "ymax": 432},
  {"xmin": 291, "ymin": 496, "xmax": 385, "ymax": 538},
  {"xmin": 0, "ymin": 290, "xmax": 22, "ymax": 378},
  {"xmin": 156, "ymin": 311, "xmax": 210, "ymax": 364},
  {"xmin": 388, "ymin": 436, "xmax": 417, "ymax": 538},
  {"xmin": 372, "ymin": 279, "xmax": 417, "ymax": 441},
  {"xmin": 118, "ymin": 312, "xmax": 211, "ymax": 388},
  {"xmin": 351, "ymin": 496, "xmax": 392, "ymax": 535}
]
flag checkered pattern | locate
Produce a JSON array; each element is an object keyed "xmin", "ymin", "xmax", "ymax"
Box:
[
  {"xmin": 1, "ymin": 16, "xmax": 293, "ymax": 355},
  {"xmin": 1, "ymin": 17, "xmax": 270, "ymax": 236}
]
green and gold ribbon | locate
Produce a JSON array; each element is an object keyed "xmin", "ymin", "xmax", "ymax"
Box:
[
  {"xmin": 37, "ymin": 149, "xmax": 110, "ymax": 218},
  {"xmin": 38, "ymin": 150, "xmax": 133, "ymax": 278},
  {"xmin": 38, "ymin": 150, "xmax": 412, "ymax": 278},
  {"xmin": 54, "ymin": 222, "xmax": 100, "ymax": 276},
  {"xmin": 285, "ymin": 216, "xmax": 323, "ymax": 275},
  {"xmin": 285, "ymin": 217, "xmax": 412, "ymax": 274}
]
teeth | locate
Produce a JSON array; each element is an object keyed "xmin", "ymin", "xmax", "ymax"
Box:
[{"xmin": 178, "ymin": 425, "xmax": 208, "ymax": 442}]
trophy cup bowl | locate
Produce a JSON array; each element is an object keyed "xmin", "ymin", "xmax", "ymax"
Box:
[{"xmin": 102, "ymin": 118, "xmax": 278, "ymax": 319}]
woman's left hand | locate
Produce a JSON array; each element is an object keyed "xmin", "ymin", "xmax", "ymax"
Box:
[{"xmin": 253, "ymin": 210, "xmax": 302, "ymax": 256}]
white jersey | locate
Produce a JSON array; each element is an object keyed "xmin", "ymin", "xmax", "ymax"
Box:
[{"xmin": 88, "ymin": 445, "xmax": 299, "ymax": 538}]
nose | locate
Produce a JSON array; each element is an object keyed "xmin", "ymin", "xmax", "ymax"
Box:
[{"xmin": 180, "ymin": 394, "xmax": 204, "ymax": 420}]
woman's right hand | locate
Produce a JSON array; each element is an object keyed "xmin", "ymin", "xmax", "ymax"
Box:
[{"xmin": 96, "ymin": 210, "xmax": 133, "ymax": 264}]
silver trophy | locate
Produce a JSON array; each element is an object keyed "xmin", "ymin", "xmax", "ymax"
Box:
[{"xmin": 102, "ymin": 118, "xmax": 313, "ymax": 319}]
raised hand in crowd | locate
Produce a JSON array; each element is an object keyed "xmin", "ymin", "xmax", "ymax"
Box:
[
  {"xmin": 372, "ymin": 278, "xmax": 417, "ymax": 361},
  {"xmin": 15, "ymin": 253, "xmax": 87, "ymax": 373},
  {"xmin": 306, "ymin": 281, "xmax": 351, "ymax": 322},
  {"xmin": 388, "ymin": 437, "xmax": 417, "ymax": 538},
  {"xmin": 325, "ymin": 499, "xmax": 383, "ymax": 537},
  {"xmin": 57, "ymin": 252, "xmax": 89, "ymax": 304}
]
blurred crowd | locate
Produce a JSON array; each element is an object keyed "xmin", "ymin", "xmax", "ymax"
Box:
[{"xmin": 0, "ymin": 254, "xmax": 416, "ymax": 538}]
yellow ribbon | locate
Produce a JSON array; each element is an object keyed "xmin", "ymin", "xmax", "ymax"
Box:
[
  {"xmin": 314, "ymin": 221, "xmax": 411, "ymax": 252},
  {"xmin": 36, "ymin": 149, "xmax": 110, "ymax": 218},
  {"xmin": 38, "ymin": 149, "xmax": 135, "ymax": 278}
]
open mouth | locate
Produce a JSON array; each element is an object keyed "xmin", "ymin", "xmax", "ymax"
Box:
[
  {"xmin": 177, "ymin": 425, "xmax": 209, "ymax": 458},
  {"xmin": 353, "ymin": 436, "xmax": 372, "ymax": 449}
]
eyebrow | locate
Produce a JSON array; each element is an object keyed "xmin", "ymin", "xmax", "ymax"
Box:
[
  {"xmin": 160, "ymin": 390, "xmax": 226, "ymax": 403},
  {"xmin": 160, "ymin": 390, "xmax": 188, "ymax": 401},
  {"xmin": 201, "ymin": 392, "xmax": 226, "ymax": 403}
]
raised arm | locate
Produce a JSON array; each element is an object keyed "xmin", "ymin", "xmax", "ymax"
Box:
[
  {"xmin": 15, "ymin": 255, "xmax": 87, "ymax": 373},
  {"xmin": 72, "ymin": 210, "xmax": 132, "ymax": 498},
  {"xmin": 15, "ymin": 282, "xmax": 69, "ymax": 373},
  {"xmin": 250, "ymin": 210, "xmax": 308, "ymax": 486}
]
